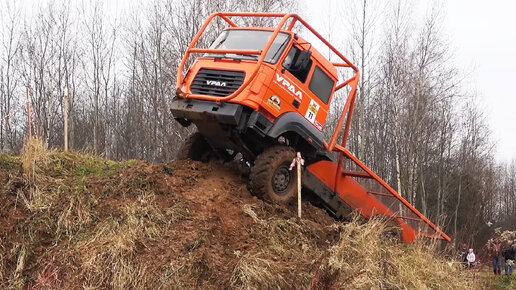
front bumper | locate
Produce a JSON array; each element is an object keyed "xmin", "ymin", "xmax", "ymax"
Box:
[{"xmin": 170, "ymin": 98, "xmax": 244, "ymax": 126}]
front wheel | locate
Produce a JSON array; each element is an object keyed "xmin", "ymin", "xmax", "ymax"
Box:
[
  {"xmin": 177, "ymin": 132, "xmax": 216, "ymax": 162},
  {"xmin": 249, "ymin": 146, "xmax": 297, "ymax": 204}
]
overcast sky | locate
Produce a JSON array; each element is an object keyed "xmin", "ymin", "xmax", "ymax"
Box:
[
  {"xmin": 303, "ymin": 0, "xmax": 516, "ymax": 162},
  {"xmin": 444, "ymin": 0, "xmax": 516, "ymax": 162}
]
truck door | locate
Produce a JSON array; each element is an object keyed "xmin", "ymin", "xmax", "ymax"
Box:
[
  {"xmin": 305, "ymin": 65, "xmax": 335, "ymax": 131},
  {"xmin": 264, "ymin": 46, "xmax": 313, "ymax": 118}
]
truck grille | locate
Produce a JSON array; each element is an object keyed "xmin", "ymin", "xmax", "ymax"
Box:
[{"xmin": 190, "ymin": 69, "xmax": 245, "ymax": 97}]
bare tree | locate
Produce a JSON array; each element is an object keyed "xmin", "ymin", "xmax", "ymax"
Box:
[{"xmin": 0, "ymin": 1, "xmax": 22, "ymax": 151}]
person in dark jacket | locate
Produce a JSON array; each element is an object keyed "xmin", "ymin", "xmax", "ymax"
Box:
[
  {"xmin": 503, "ymin": 243, "xmax": 515, "ymax": 275},
  {"xmin": 460, "ymin": 243, "xmax": 469, "ymax": 268}
]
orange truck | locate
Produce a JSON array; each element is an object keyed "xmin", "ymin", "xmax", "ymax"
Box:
[{"xmin": 171, "ymin": 12, "xmax": 450, "ymax": 243}]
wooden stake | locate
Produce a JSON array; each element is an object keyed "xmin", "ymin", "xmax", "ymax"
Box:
[
  {"xmin": 26, "ymin": 87, "xmax": 32, "ymax": 139},
  {"xmin": 63, "ymin": 86, "xmax": 69, "ymax": 151},
  {"xmin": 297, "ymin": 152, "xmax": 302, "ymax": 219}
]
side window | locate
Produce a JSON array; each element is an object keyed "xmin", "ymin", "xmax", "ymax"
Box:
[
  {"xmin": 282, "ymin": 46, "xmax": 312, "ymax": 83},
  {"xmin": 309, "ymin": 66, "xmax": 334, "ymax": 104}
]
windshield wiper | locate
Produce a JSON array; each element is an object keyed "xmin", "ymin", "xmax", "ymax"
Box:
[
  {"xmin": 238, "ymin": 54, "xmax": 259, "ymax": 60},
  {"xmin": 220, "ymin": 53, "xmax": 258, "ymax": 61},
  {"xmin": 214, "ymin": 33, "xmax": 229, "ymax": 48},
  {"xmin": 269, "ymin": 37, "xmax": 289, "ymax": 63}
]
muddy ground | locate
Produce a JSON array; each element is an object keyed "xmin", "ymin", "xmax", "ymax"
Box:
[{"xmin": 0, "ymin": 152, "xmax": 341, "ymax": 288}]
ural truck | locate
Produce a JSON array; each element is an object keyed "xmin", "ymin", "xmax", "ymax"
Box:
[{"xmin": 171, "ymin": 12, "xmax": 450, "ymax": 243}]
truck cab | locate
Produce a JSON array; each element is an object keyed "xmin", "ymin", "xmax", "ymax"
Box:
[{"xmin": 172, "ymin": 26, "xmax": 336, "ymax": 162}]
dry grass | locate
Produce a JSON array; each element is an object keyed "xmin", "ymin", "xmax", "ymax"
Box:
[
  {"xmin": 71, "ymin": 193, "xmax": 188, "ymax": 288},
  {"xmin": 1, "ymin": 244, "xmax": 27, "ymax": 289},
  {"xmin": 236, "ymin": 206, "xmax": 479, "ymax": 289},
  {"xmin": 18, "ymin": 138, "xmax": 56, "ymax": 213},
  {"xmin": 21, "ymin": 137, "xmax": 48, "ymax": 179},
  {"xmin": 314, "ymin": 218, "xmax": 477, "ymax": 289},
  {"xmin": 231, "ymin": 204, "xmax": 293, "ymax": 289},
  {"xmin": 76, "ymin": 214, "xmax": 150, "ymax": 289},
  {"xmin": 0, "ymin": 149, "xmax": 495, "ymax": 289},
  {"xmin": 230, "ymin": 252, "xmax": 286, "ymax": 289},
  {"xmin": 233, "ymin": 204, "xmax": 330, "ymax": 288},
  {"xmin": 2, "ymin": 144, "xmax": 188, "ymax": 288}
]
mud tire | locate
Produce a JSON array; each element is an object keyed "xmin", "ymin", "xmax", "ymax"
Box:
[
  {"xmin": 250, "ymin": 146, "xmax": 297, "ymax": 204},
  {"xmin": 177, "ymin": 132, "xmax": 216, "ymax": 162}
]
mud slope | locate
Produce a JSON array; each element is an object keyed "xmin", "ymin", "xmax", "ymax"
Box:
[{"xmin": 0, "ymin": 151, "xmax": 475, "ymax": 289}]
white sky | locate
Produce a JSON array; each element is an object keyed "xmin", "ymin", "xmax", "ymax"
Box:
[
  {"xmin": 303, "ymin": 0, "xmax": 516, "ymax": 162},
  {"xmin": 443, "ymin": 0, "xmax": 516, "ymax": 162}
]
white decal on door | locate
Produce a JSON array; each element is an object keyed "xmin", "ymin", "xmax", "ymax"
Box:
[
  {"xmin": 305, "ymin": 99, "xmax": 319, "ymax": 124},
  {"xmin": 275, "ymin": 73, "xmax": 303, "ymax": 100}
]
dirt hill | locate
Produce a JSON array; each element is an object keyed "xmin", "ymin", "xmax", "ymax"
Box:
[{"xmin": 0, "ymin": 141, "xmax": 493, "ymax": 288}]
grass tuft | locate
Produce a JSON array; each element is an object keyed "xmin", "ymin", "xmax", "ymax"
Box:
[
  {"xmin": 230, "ymin": 252, "xmax": 286, "ymax": 289},
  {"xmin": 315, "ymin": 218, "xmax": 476, "ymax": 289},
  {"xmin": 21, "ymin": 137, "xmax": 48, "ymax": 179}
]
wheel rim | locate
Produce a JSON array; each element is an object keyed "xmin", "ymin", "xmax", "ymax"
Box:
[{"xmin": 272, "ymin": 165, "xmax": 292, "ymax": 195}]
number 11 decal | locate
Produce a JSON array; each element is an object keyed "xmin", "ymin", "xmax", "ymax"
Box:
[{"xmin": 305, "ymin": 99, "xmax": 319, "ymax": 124}]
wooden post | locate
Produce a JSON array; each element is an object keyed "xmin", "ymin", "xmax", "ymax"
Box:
[
  {"xmin": 63, "ymin": 86, "xmax": 69, "ymax": 151},
  {"xmin": 297, "ymin": 152, "xmax": 302, "ymax": 219},
  {"xmin": 26, "ymin": 87, "xmax": 32, "ymax": 139}
]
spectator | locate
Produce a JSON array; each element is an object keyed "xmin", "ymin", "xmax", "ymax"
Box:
[
  {"xmin": 460, "ymin": 243, "xmax": 468, "ymax": 267},
  {"xmin": 491, "ymin": 238, "xmax": 503, "ymax": 275},
  {"xmin": 503, "ymin": 243, "xmax": 515, "ymax": 275},
  {"xmin": 467, "ymin": 248, "xmax": 476, "ymax": 268}
]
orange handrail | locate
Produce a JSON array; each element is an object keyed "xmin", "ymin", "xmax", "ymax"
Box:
[
  {"xmin": 336, "ymin": 144, "xmax": 452, "ymax": 242},
  {"xmin": 327, "ymin": 73, "xmax": 360, "ymax": 150}
]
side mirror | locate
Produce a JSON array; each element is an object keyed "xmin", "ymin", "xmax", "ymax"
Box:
[{"xmin": 293, "ymin": 50, "xmax": 312, "ymax": 71}]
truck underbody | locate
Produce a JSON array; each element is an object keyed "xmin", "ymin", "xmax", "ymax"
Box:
[{"xmin": 171, "ymin": 98, "xmax": 324, "ymax": 162}]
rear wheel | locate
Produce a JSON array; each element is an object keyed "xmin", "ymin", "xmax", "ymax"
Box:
[
  {"xmin": 250, "ymin": 146, "xmax": 297, "ymax": 204},
  {"xmin": 371, "ymin": 215, "xmax": 402, "ymax": 240}
]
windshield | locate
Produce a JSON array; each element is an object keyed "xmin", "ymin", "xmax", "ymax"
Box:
[{"xmin": 207, "ymin": 29, "xmax": 291, "ymax": 63}]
